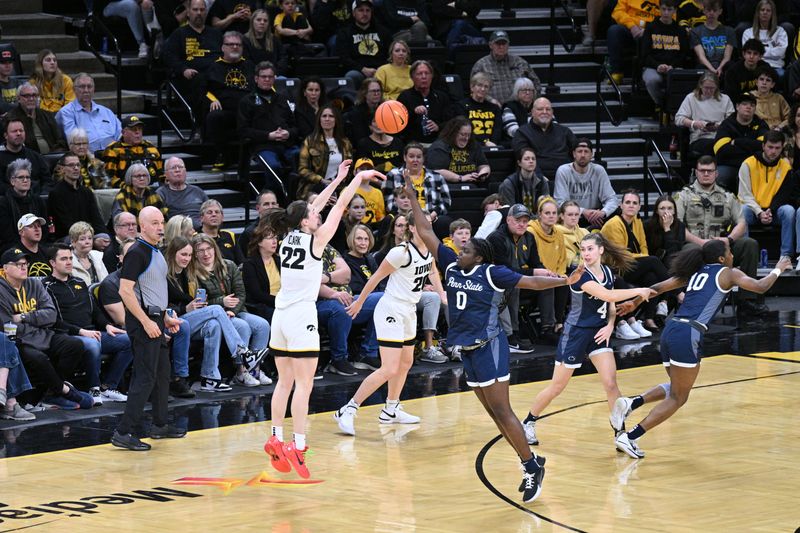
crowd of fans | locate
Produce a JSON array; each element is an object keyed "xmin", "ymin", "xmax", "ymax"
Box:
[{"xmin": 0, "ymin": 0, "xmax": 798, "ymax": 422}]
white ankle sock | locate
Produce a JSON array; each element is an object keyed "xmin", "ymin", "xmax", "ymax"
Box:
[
  {"xmin": 294, "ymin": 433, "xmax": 306, "ymax": 450},
  {"xmin": 272, "ymin": 426, "xmax": 283, "ymax": 442},
  {"xmin": 385, "ymin": 399, "xmax": 400, "ymax": 414}
]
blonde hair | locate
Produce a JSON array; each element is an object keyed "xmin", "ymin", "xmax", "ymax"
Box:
[
  {"xmin": 68, "ymin": 221, "xmax": 93, "ymax": 242},
  {"xmin": 165, "ymin": 215, "xmax": 195, "ymax": 245}
]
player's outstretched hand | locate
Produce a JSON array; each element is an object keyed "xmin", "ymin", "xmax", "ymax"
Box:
[
  {"xmin": 776, "ymin": 256, "xmax": 792, "ymax": 272},
  {"xmin": 355, "ymin": 168, "xmax": 386, "ymax": 185},
  {"xmin": 565, "ymin": 263, "xmax": 585, "ymax": 285},
  {"xmin": 615, "ymin": 300, "xmax": 638, "ymax": 316},
  {"xmin": 336, "ymin": 159, "xmax": 353, "ymax": 180},
  {"xmin": 636, "ymin": 287, "xmax": 653, "ymax": 301}
]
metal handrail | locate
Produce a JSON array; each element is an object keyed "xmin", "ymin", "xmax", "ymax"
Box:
[
  {"xmin": 642, "ymin": 137, "xmax": 671, "ymax": 214},
  {"xmin": 546, "ymin": 0, "xmax": 578, "ymax": 95},
  {"xmin": 82, "ymin": 14, "xmax": 122, "ymax": 119},
  {"xmin": 156, "ymin": 80, "xmax": 196, "ymax": 150},
  {"xmin": 594, "ymin": 65, "xmax": 625, "ymax": 165}
]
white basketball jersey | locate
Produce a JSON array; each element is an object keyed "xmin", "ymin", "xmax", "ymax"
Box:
[
  {"xmin": 383, "ymin": 242, "xmax": 433, "ymax": 304},
  {"xmin": 275, "ymin": 230, "xmax": 323, "ymax": 309}
]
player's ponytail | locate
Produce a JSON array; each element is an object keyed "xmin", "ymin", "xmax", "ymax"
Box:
[
  {"xmin": 670, "ymin": 240, "xmax": 726, "ymax": 280},
  {"xmin": 582, "ymin": 233, "xmax": 635, "ymax": 273},
  {"xmin": 262, "ymin": 200, "xmax": 309, "ymax": 237}
]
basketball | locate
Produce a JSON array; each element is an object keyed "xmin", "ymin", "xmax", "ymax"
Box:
[{"xmin": 375, "ymin": 100, "xmax": 409, "ymax": 134}]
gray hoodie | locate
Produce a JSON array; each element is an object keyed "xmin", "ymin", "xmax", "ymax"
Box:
[
  {"xmin": 0, "ymin": 275, "xmax": 57, "ymax": 351},
  {"xmin": 553, "ymin": 162, "xmax": 619, "ymax": 216}
]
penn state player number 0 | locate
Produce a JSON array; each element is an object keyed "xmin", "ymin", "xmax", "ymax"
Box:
[
  {"xmin": 280, "ymin": 247, "xmax": 306, "ymax": 269},
  {"xmin": 455, "ymin": 291, "xmax": 467, "ymax": 310},
  {"xmin": 686, "ymin": 272, "xmax": 709, "ymax": 292}
]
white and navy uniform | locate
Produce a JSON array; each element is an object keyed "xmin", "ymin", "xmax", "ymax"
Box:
[
  {"xmin": 556, "ymin": 264, "xmax": 615, "ymax": 368},
  {"xmin": 439, "ymin": 245, "xmax": 521, "ymax": 387},
  {"xmin": 661, "ymin": 263, "xmax": 730, "ymax": 368},
  {"xmin": 270, "ymin": 229, "xmax": 323, "ymax": 357},
  {"xmin": 374, "ymin": 242, "xmax": 433, "ymax": 347}
]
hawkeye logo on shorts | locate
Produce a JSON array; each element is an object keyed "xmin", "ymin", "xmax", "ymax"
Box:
[
  {"xmin": 386, "ymin": 316, "xmax": 396, "ymax": 323},
  {"xmin": 306, "ymin": 325, "xmax": 316, "ymax": 332}
]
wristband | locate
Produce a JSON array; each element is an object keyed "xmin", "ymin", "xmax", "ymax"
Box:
[{"xmin": 770, "ymin": 268, "xmax": 782, "ymax": 277}]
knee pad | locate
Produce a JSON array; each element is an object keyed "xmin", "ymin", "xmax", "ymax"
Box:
[{"xmin": 658, "ymin": 382, "xmax": 671, "ymax": 397}]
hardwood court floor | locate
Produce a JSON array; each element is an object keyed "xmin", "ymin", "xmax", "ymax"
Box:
[{"xmin": 0, "ymin": 354, "xmax": 797, "ymax": 533}]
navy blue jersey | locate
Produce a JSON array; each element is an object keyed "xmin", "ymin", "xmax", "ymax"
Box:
[
  {"xmin": 438, "ymin": 244, "xmax": 522, "ymax": 345},
  {"xmin": 565, "ymin": 264, "xmax": 614, "ymax": 328},
  {"xmin": 674, "ymin": 263, "xmax": 730, "ymax": 326}
]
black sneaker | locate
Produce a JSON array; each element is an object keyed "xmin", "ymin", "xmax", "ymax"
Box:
[
  {"xmin": 169, "ymin": 377, "xmax": 196, "ymax": 399},
  {"xmin": 240, "ymin": 348, "xmax": 268, "ymax": 372},
  {"xmin": 111, "ymin": 431, "xmax": 151, "ymax": 451},
  {"xmin": 519, "ymin": 456, "xmax": 546, "ymax": 503},
  {"xmin": 352, "ymin": 354, "xmax": 381, "ymax": 371},
  {"xmin": 314, "ymin": 367, "xmax": 324, "ymax": 380},
  {"xmin": 150, "ymin": 424, "xmax": 187, "ymax": 439},
  {"xmin": 508, "ymin": 334, "xmax": 535, "ymax": 354},
  {"xmin": 326, "ymin": 358, "xmax": 358, "ymax": 376}
]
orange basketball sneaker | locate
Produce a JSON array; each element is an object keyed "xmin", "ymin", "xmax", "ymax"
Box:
[
  {"xmin": 283, "ymin": 441, "xmax": 310, "ymax": 479},
  {"xmin": 264, "ymin": 436, "xmax": 291, "ymax": 473}
]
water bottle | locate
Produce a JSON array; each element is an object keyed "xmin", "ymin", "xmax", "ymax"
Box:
[
  {"xmin": 101, "ymin": 37, "xmax": 108, "ymax": 55},
  {"xmin": 421, "ymin": 114, "xmax": 430, "ymax": 136},
  {"xmin": 669, "ymin": 134, "xmax": 679, "ymax": 160},
  {"xmin": 48, "ymin": 216, "xmax": 55, "ymax": 235},
  {"xmin": 760, "ymin": 249, "xmax": 768, "ymax": 268}
]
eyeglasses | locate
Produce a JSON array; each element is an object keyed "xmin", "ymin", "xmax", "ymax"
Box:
[
  {"xmin": 518, "ymin": 88, "xmax": 534, "ymax": 93},
  {"xmin": 71, "ymin": 141, "xmax": 88, "ymax": 146},
  {"xmin": 196, "ymin": 246, "xmax": 214, "ymax": 255},
  {"xmin": 167, "ymin": 165, "xmax": 186, "ymax": 171},
  {"xmin": 12, "ymin": 175, "xmax": 31, "ymax": 181},
  {"xmin": 6, "ymin": 261, "xmax": 28, "ymax": 269},
  {"xmin": 18, "ymin": 93, "xmax": 38, "ymax": 98},
  {"xmin": 131, "ymin": 174, "xmax": 150, "ymax": 179},
  {"xmin": 223, "ymin": 42, "xmax": 242, "ymax": 47},
  {"xmin": 116, "ymin": 222, "xmax": 138, "ymax": 228}
]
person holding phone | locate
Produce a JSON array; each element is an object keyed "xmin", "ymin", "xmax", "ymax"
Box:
[
  {"xmin": 674, "ymin": 72, "xmax": 734, "ymax": 157},
  {"xmin": 427, "ymin": 116, "xmax": 491, "ymax": 186}
]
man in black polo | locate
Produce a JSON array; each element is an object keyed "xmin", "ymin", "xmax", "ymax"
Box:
[{"xmin": 112, "ymin": 206, "xmax": 186, "ymax": 451}]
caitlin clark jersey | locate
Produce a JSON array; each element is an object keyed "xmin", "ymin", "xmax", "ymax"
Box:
[
  {"xmin": 674, "ymin": 263, "xmax": 730, "ymax": 326},
  {"xmin": 275, "ymin": 230, "xmax": 323, "ymax": 309},
  {"xmin": 382, "ymin": 242, "xmax": 433, "ymax": 304},
  {"xmin": 438, "ymin": 244, "xmax": 522, "ymax": 346},
  {"xmin": 565, "ymin": 264, "xmax": 615, "ymax": 329}
]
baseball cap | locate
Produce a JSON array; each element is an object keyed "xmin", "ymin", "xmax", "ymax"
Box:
[
  {"xmin": 490, "ymin": 30, "xmax": 510, "ymax": 44},
  {"xmin": 17, "ymin": 214, "xmax": 47, "ymax": 232},
  {"xmin": 352, "ymin": 0, "xmax": 373, "ymax": 9},
  {"xmin": 355, "ymin": 157, "xmax": 374, "ymax": 169},
  {"xmin": 122, "ymin": 115, "xmax": 144, "ymax": 129},
  {"xmin": 508, "ymin": 203, "xmax": 531, "ymax": 219},
  {"xmin": 0, "ymin": 49, "xmax": 14, "ymax": 63},
  {"xmin": 574, "ymin": 137, "xmax": 593, "ymax": 151},
  {"xmin": 1, "ymin": 248, "xmax": 30, "ymax": 265},
  {"xmin": 737, "ymin": 93, "xmax": 757, "ymax": 105}
]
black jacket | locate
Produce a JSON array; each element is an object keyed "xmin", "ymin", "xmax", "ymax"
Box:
[
  {"xmin": 511, "ymin": 121, "xmax": 577, "ymax": 179},
  {"xmin": 47, "ymin": 179, "xmax": 107, "ymax": 241},
  {"xmin": 241, "ymin": 255, "xmax": 279, "ymax": 321},
  {"xmin": 6, "ymin": 106, "xmax": 68, "ymax": 153},
  {"xmin": 397, "ymin": 87, "xmax": 456, "ymax": 144},
  {"xmin": 237, "ymin": 87, "xmax": 298, "ymax": 153},
  {"xmin": 335, "ymin": 19, "xmax": 392, "ymax": 73},
  {"xmin": 497, "ymin": 171, "xmax": 551, "ymax": 208},
  {"xmin": 162, "ymin": 25, "xmax": 223, "ymax": 77},
  {"xmin": 0, "ymin": 188, "xmax": 48, "ymax": 252},
  {"xmin": 43, "ymin": 275, "xmax": 109, "ymax": 334},
  {"xmin": 428, "ymin": 0, "xmax": 481, "ymax": 39},
  {"xmin": 713, "ymin": 114, "xmax": 769, "ymax": 167},
  {"xmin": 486, "ymin": 225, "xmax": 542, "ymax": 275},
  {"xmin": 380, "ymin": 0, "xmax": 430, "ymax": 30}
]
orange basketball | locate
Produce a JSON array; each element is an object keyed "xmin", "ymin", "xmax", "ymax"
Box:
[{"xmin": 375, "ymin": 100, "xmax": 409, "ymax": 134}]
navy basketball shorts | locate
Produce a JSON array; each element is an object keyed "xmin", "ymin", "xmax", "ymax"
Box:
[
  {"xmin": 555, "ymin": 323, "xmax": 613, "ymax": 369},
  {"xmin": 660, "ymin": 320, "xmax": 703, "ymax": 368},
  {"xmin": 461, "ymin": 335, "xmax": 510, "ymax": 388}
]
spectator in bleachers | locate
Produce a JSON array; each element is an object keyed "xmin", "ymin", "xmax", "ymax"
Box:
[
  {"xmin": 274, "ymin": 0, "xmax": 316, "ymax": 64},
  {"xmin": 713, "ymin": 92, "xmax": 769, "ymax": 190},
  {"xmin": 70, "ymin": 221, "xmax": 109, "ymax": 285},
  {"xmin": 44, "ymin": 243, "xmax": 131, "ymax": 405},
  {"xmin": 501, "ymin": 77, "xmax": 535, "ymax": 140},
  {"xmin": 297, "ymin": 105, "xmax": 353, "ymax": 198},
  {"xmin": 111, "ymin": 163, "xmax": 168, "ymax": 221},
  {"xmin": 66, "ymin": 128, "xmax": 108, "ymax": 189},
  {"xmin": 47, "ymin": 152, "xmax": 108, "ymax": 242},
  {"xmin": 723, "ymin": 38, "xmax": 769, "ymax": 99},
  {"xmin": 201, "ymin": 31, "xmax": 255, "ymax": 169},
  {"xmin": 102, "ymin": 115, "xmax": 164, "ymax": 189},
  {"xmin": 317, "ymin": 243, "xmax": 359, "ymax": 375},
  {"xmin": 243, "ymin": 9, "xmax": 288, "ymax": 72},
  {"xmin": 554, "ymin": 138, "xmax": 619, "ymax": 229},
  {"xmin": 372, "ymin": 211, "xmax": 408, "ymax": 263},
  {"xmin": 241, "ymin": 222, "xmax": 280, "ymax": 321},
  {"xmin": 738, "ymin": 130, "xmax": 800, "ymax": 260},
  {"xmin": 193, "ymin": 233, "xmax": 271, "ymax": 383},
  {"xmin": 458, "ymin": 73, "xmax": 503, "ymax": 147},
  {"xmin": 691, "ymin": 0, "xmax": 735, "ymax": 77},
  {"xmin": 600, "ymin": 190, "xmax": 669, "ymax": 336},
  {"xmin": 0, "ymin": 333, "xmax": 35, "ymax": 420},
  {"xmin": 511, "ymin": 97, "xmax": 577, "ymax": 181},
  {"xmin": 741, "ymin": 0, "xmax": 789, "ymax": 76},
  {"xmin": 499, "ymin": 147, "xmax": 551, "ymax": 214},
  {"xmin": 0, "ymin": 120, "xmax": 52, "ymax": 196},
  {"xmin": 427, "ymin": 0, "xmax": 482, "ymax": 49},
  {"xmin": 6, "ymin": 83, "xmax": 67, "ymax": 154},
  {"xmin": 102, "ymin": 212, "xmax": 138, "ymax": 273},
  {"xmin": 383, "ymin": 142, "xmax": 452, "ymax": 237},
  {"xmin": 237, "ymin": 61, "xmax": 299, "ymax": 184},
  {"xmin": 356, "ymin": 114, "xmax": 404, "ymax": 174},
  {"xmin": 528, "ymin": 196, "xmax": 568, "ymax": 342},
  {"xmin": 157, "ymin": 157, "xmax": 208, "ymax": 227},
  {"xmin": 56, "ymin": 74, "xmax": 121, "ymax": 154},
  {"xmin": 788, "ymin": 61, "xmax": 800, "ymax": 104},
  {"xmin": 788, "ymin": 102, "xmax": 800, "ymax": 169},
  {"xmin": 442, "ymin": 218, "xmax": 470, "ymax": 254},
  {"xmin": 103, "ymin": 0, "xmax": 155, "ymax": 58},
  {"xmin": 352, "ymin": 158, "xmax": 386, "ymax": 225},
  {"xmin": 294, "ymin": 77, "xmax": 326, "ymax": 140},
  {"xmin": 199, "ymin": 198, "xmax": 244, "ymax": 264},
  {"xmin": 606, "ymin": 0, "xmax": 660, "ymax": 85},
  {"xmin": 675, "ymin": 71, "xmax": 734, "ymax": 157},
  {"xmin": 309, "ymin": 0, "xmax": 351, "ymax": 51},
  {"xmin": 237, "ymin": 189, "xmax": 280, "ymax": 259},
  {"xmin": 674, "ymin": 155, "xmax": 766, "ymax": 314},
  {"xmin": 375, "ymin": 40, "xmax": 412, "ymax": 101},
  {"xmin": 29, "ymin": 50, "xmax": 75, "ymax": 114},
  {"xmin": 166, "ymin": 235, "xmax": 268, "ymax": 391},
  {"xmin": 342, "ymin": 224, "xmax": 382, "ymax": 370},
  {"xmin": 345, "ymin": 77, "xmax": 384, "ymax": 142},
  {"xmin": 0, "ymin": 47, "xmax": 21, "ymax": 114},
  {"xmin": 556, "ymin": 200, "xmax": 589, "ymax": 268},
  {"xmin": 640, "ymin": 0, "xmax": 691, "ymax": 106},
  {"xmin": 162, "ymin": 0, "xmax": 222, "ymax": 98},
  {"xmin": 329, "ymin": 194, "xmax": 367, "ymax": 252},
  {"xmin": 0, "ymin": 160, "xmax": 48, "ymax": 252},
  {"xmin": 677, "ymin": 0, "xmax": 704, "ymax": 28},
  {"xmin": 397, "ymin": 60, "xmax": 455, "ymax": 144},
  {"xmin": 0, "ymin": 247, "xmax": 93, "ymax": 410},
  {"xmin": 164, "ymin": 214, "xmax": 195, "ymax": 244},
  {"xmin": 15, "ymin": 214, "xmax": 51, "ymax": 277},
  {"xmin": 336, "ymin": 0, "xmax": 390, "ymax": 87},
  {"xmin": 643, "ymin": 194, "xmax": 686, "ymax": 269},
  {"xmin": 471, "ymin": 30, "xmax": 541, "ymax": 105},
  {"xmin": 380, "ymin": 0, "xmax": 430, "ymax": 44},
  {"xmin": 207, "ymin": 0, "xmax": 258, "ymax": 34},
  {"xmin": 427, "ymin": 116, "xmax": 490, "ymax": 184},
  {"xmin": 751, "ymin": 65, "xmax": 790, "ymax": 129}
]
